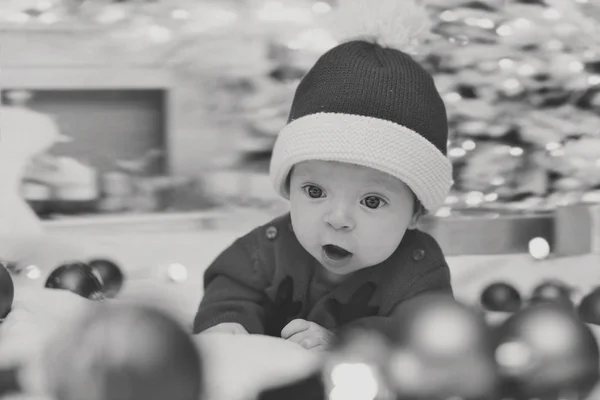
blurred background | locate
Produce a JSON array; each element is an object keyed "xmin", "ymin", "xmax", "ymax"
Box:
[
  {"xmin": 3, "ymin": 0, "xmax": 600, "ymax": 225},
  {"xmin": 4, "ymin": 3, "xmax": 600, "ymax": 399}
]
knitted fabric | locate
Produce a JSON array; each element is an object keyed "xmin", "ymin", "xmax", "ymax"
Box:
[
  {"xmin": 193, "ymin": 214, "xmax": 452, "ymax": 336},
  {"xmin": 269, "ymin": 40, "xmax": 453, "ymax": 211}
]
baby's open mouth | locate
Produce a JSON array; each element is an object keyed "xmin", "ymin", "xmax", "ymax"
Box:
[{"xmin": 322, "ymin": 244, "xmax": 353, "ymax": 260}]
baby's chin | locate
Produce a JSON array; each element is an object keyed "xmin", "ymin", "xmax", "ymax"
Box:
[
  {"xmin": 318, "ymin": 265, "xmax": 357, "ymax": 284},
  {"xmin": 316, "ymin": 256, "xmax": 374, "ymax": 283}
]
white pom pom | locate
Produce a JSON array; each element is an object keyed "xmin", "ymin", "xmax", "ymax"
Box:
[{"xmin": 327, "ymin": 0, "xmax": 433, "ymax": 52}]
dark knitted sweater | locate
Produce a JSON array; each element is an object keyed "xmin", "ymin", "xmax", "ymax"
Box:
[{"xmin": 193, "ymin": 213, "xmax": 452, "ymax": 337}]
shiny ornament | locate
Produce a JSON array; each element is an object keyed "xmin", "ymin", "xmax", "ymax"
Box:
[
  {"xmin": 530, "ymin": 280, "xmax": 573, "ymax": 308},
  {"xmin": 577, "ymin": 288, "xmax": 600, "ymax": 325},
  {"xmin": 0, "ymin": 262, "xmax": 14, "ymax": 320},
  {"xmin": 324, "ymin": 330, "xmax": 393, "ymax": 400},
  {"xmin": 42, "ymin": 303, "xmax": 203, "ymax": 400},
  {"xmin": 494, "ymin": 303, "xmax": 600, "ymax": 399},
  {"xmin": 88, "ymin": 258, "xmax": 124, "ymax": 298},
  {"xmin": 480, "ymin": 282, "xmax": 522, "ymax": 312},
  {"xmin": 388, "ymin": 294, "xmax": 499, "ymax": 400},
  {"xmin": 45, "ymin": 262, "xmax": 104, "ymax": 300}
]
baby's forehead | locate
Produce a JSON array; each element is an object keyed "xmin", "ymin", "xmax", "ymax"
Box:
[{"xmin": 292, "ymin": 160, "xmax": 403, "ymax": 188}]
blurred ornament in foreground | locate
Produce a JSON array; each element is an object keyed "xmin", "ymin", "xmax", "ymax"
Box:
[
  {"xmin": 324, "ymin": 329, "xmax": 393, "ymax": 400},
  {"xmin": 494, "ymin": 303, "xmax": 599, "ymax": 400},
  {"xmin": 328, "ymin": 363, "xmax": 380, "ymax": 400},
  {"xmin": 42, "ymin": 303, "xmax": 203, "ymax": 400},
  {"xmin": 0, "ymin": 262, "xmax": 14, "ymax": 320},
  {"xmin": 388, "ymin": 294, "xmax": 499, "ymax": 400}
]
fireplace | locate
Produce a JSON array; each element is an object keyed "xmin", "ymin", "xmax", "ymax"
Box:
[
  {"xmin": 0, "ymin": 25, "xmax": 228, "ymax": 179},
  {"xmin": 1, "ymin": 89, "xmax": 168, "ymax": 175},
  {"xmin": 0, "ymin": 25, "xmax": 235, "ymax": 216}
]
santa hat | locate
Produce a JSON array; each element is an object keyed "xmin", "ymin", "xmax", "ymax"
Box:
[{"xmin": 269, "ymin": 0, "xmax": 453, "ymax": 212}]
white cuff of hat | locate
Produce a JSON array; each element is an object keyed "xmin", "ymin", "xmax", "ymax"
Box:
[{"xmin": 269, "ymin": 112, "xmax": 453, "ymax": 212}]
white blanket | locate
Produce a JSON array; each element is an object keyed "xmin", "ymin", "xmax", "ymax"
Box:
[{"xmin": 0, "ymin": 286, "xmax": 320, "ymax": 400}]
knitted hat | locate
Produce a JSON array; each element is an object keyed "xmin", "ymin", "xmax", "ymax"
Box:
[{"xmin": 269, "ymin": 0, "xmax": 453, "ymax": 212}]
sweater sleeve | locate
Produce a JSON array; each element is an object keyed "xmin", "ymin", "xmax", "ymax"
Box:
[
  {"xmin": 193, "ymin": 234, "xmax": 271, "ymax": 335},
  {"xmin": 335, "ymin": 265, "xmax": 453, "ymax": 338}
]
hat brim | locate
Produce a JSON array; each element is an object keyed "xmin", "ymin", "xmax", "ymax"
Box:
[{"xmin": 269, "ymin": 112, "xmax": 453, "ymax": 212}]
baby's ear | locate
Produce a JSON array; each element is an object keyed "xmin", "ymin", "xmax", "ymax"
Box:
[{"xmin": 408, "ymin": 201, "xmax": 424, "ymax": 229}]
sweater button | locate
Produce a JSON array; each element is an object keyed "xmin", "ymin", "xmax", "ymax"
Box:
[
  {"xmin": 412, "ymin": 248, "xmax": 425, "ymax": 261},
  {"xmin": 265, "ymin": 226, "xmax": 278, "ymax": 240}
]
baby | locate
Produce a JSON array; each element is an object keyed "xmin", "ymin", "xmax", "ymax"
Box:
[{"xmin": 194, "ymin": 1, "xmax": 454, "ymax": 351}]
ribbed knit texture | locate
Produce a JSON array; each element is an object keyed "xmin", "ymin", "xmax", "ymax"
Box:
[
  {"xmin": 270, "ymin": 113, "xmax": 453, "ymax": 212},
  {"xmin": 288, "ymin": 40, "xmax": 448, "ymax": 154}
]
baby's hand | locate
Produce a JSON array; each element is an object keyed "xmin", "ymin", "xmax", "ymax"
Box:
[
  {"xmin": 201, "ymin": 322, "xmax": 248, "ymax": 335},
  {"xmin": 281, "ymin": 319, "xmax": 335, "ymax": 352}
]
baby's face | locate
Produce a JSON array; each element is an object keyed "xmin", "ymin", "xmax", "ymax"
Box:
[{"xmin": 289, "ymin": 160, "xmax": 419, "ymax": 282}]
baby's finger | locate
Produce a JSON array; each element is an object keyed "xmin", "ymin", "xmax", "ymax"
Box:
[
  {"xmin": 287, "ymin": 332, "xmax": 328, "ymax": 350},
  {"xmin": 286, "ymin": 330, "xmax": 313, "ymax": 347},
  {"xmin": 307, "ymin": 343, "xmax": 329, "ymax": 353},
  {"xmin": 281, "ymin": 319, "xmax": 310, "ymax": 339},
  {"xmin": 300, "ymin": 334, "xmax": 331, "ymax": 350}
]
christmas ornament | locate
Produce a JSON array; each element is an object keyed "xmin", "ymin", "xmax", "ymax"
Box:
[
  {"xmin": 494, "ymin": 303, "xmax": 600, "ymax": 400},
  {"xmin": 480, "ymin": 282, "xmax": 522, "ymax": 312},
  {"xmin": 88, "ymin": 258, "xmax": 124, "ymax": 298},
  {"xmin": 0, "ymin": 262, "xmax": 14, "ymax": 320},
  {"xmin": 577, "ymin": 288, "xmax": 600, "ymax": 325},
  {"xmin": 388, "ymin": 294, "xmax": 499, "ymax": 400},
  {"xmin": 45, "ymin": 262, "xmax": 104, "ymax": 300},
  {"xmin": 529, "ymin": 279, "xmax": 573, "ymax": 308},
  {"xmin": 324, "ymin": 329, "xmax": 393, "ymax": 400},
  {"xmin": 42, "ymin": 303, "xmax": 203, "ymax": 400}
]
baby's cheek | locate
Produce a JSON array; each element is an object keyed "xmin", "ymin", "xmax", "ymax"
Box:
[{"xmin": 359, "ymin": 226, "xmax": 404, "ymax": 261}]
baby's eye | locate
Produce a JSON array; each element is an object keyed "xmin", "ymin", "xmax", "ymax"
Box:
[
  {"xmin": 361, "ymin": 195, "xmax": 387, "ymax": 209},
  {"xmin": 302, "ymin": 185, "xmax": 325, "ymax": 199}
]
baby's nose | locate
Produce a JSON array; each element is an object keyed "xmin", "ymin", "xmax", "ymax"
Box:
[{"xmin": 324, "ymin": 209, "xmax": 355, "ymax": 231}]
